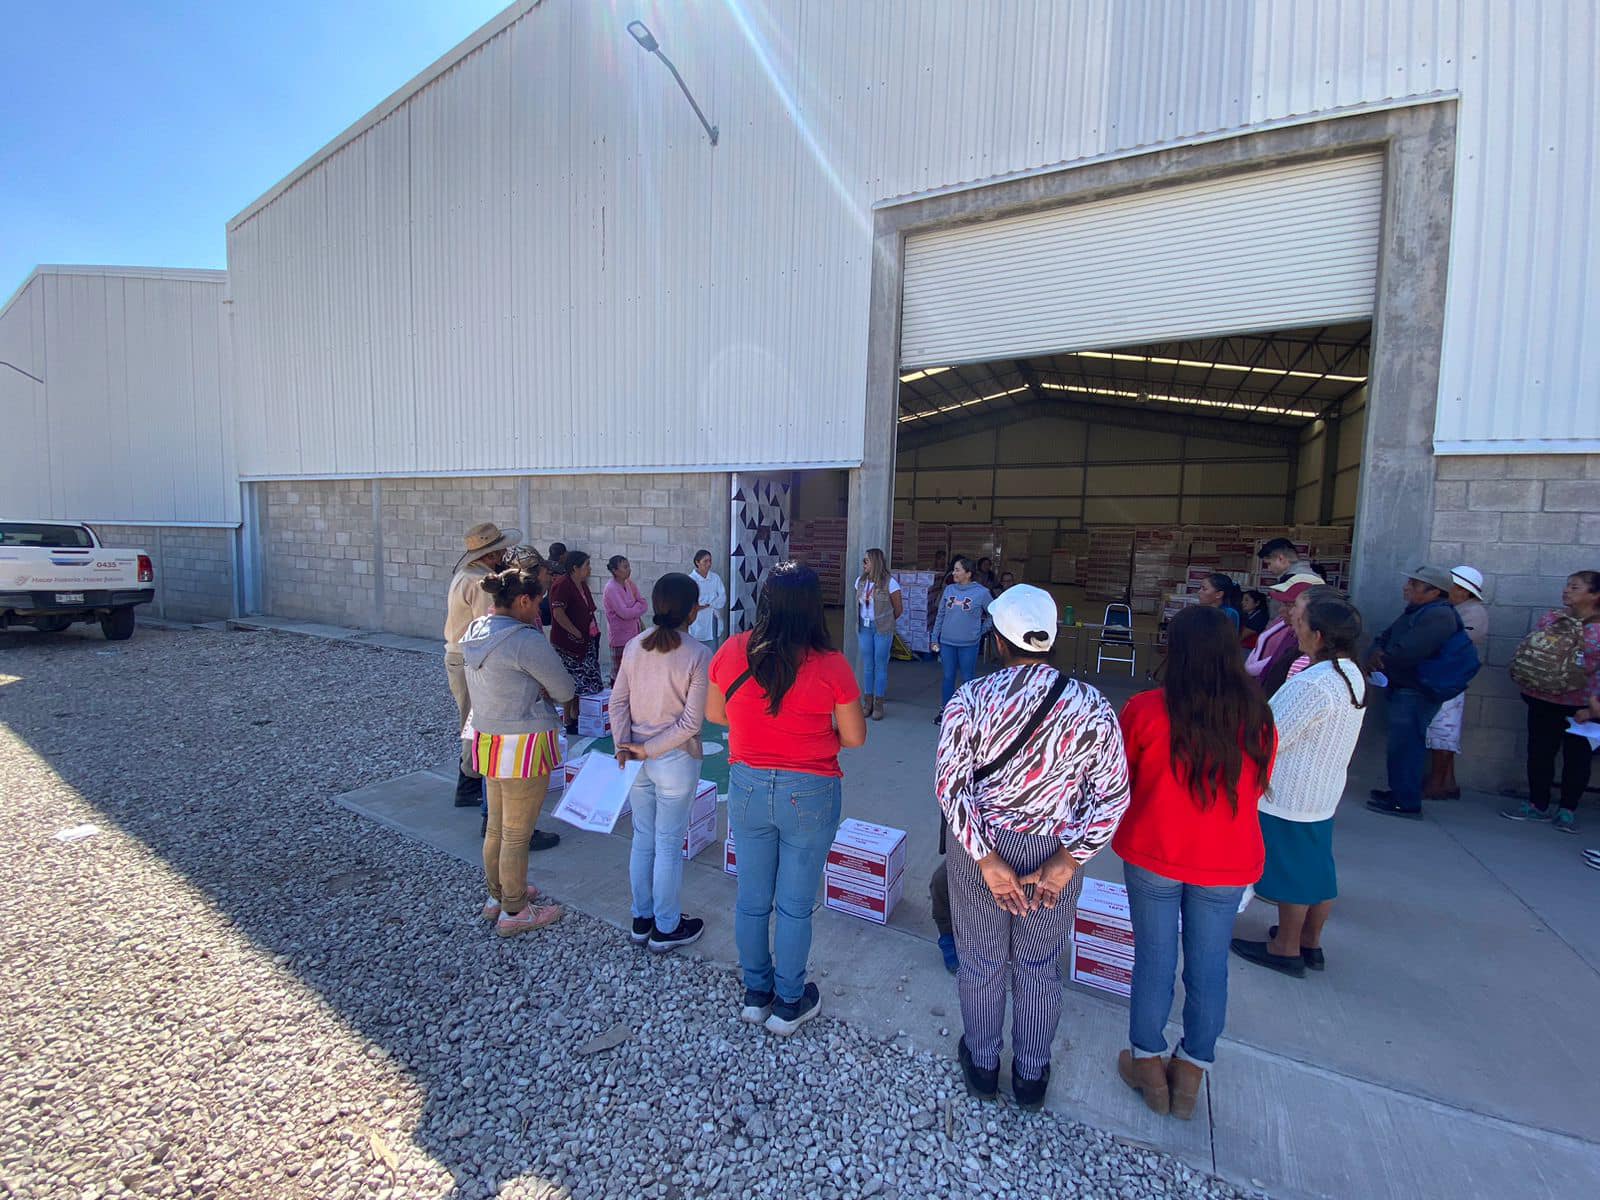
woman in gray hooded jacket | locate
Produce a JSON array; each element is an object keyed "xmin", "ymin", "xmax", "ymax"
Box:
[
  {"xmin": 461, "ymin": 566, "xmax": 578, "ymax": 936},
  {"xmin": 932, "ymin": 556, "xmax": 994, "ymax": 721}
]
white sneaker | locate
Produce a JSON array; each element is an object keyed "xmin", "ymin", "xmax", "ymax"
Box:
[{"xmin": 481, "ymin": 881, "xmax": 541, "ymax": 920}]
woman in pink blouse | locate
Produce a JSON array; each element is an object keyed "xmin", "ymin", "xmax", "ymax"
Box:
[{"xmin": 604, "ymin": 555, "xmax": 650, "ymax": 676}]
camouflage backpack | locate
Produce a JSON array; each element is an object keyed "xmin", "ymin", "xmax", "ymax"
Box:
[{"xmin": 1508, "ymin": 614, "xmax": 1587, "ymax": 695}]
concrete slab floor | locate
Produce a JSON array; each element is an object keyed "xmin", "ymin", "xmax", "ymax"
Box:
[{"xmin": 264, "ymin": 612, "xmax": 1599, "ymax": 1198}]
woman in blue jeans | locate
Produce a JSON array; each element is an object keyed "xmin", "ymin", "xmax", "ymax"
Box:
[
  {"xmin": 706, "ymin": 563, "xmax": 867, "ymax": 1036},
  {"xmin": 854, "ymin": 548, "xmax": 904, "ymax": 721},
  {"xmin": 611, "ymin": 572, "xmax": 712, "ymax": 953},
  {"xmin": 931, "ymin": 557, "xmax": 993, "ymax": 722},
  {"xmin": 1112, "ymin": 606, "xmax": 1277, "ymax": 1118}
]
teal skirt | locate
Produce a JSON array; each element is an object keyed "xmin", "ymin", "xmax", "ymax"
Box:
[{"xmin": 1256, "ymin": 813, "xmax": 1338, "ymax": 905}]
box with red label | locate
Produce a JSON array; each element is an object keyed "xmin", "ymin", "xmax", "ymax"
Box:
[
  {"xmin": 1070, "ymin": 942, "xmax": 1135, "ymax": 998},
  {"xmin": 683, "ymin": 811, "xmax": 717, "ymax": 860},
  {"xmin": 826, "ymin": 819, "xmax": 908, "ymax": 891},
  {"xmin": 577, "ymin": 690, "xmax": 612, "ymax": 737},
  {"xmin": 1074, "ymin": 911, "xmax": 1137, "ymax": 958},
  {"xmin": 723, "ymin": 835, "xmax": 737, "ymax": 876},
  {"xmin": 824, "ymin": 871, "xmax": 906, "ymax": 925}
]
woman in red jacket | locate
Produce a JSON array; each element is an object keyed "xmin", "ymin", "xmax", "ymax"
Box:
[{"xmin": 1113, "ymin": 605, "xmax": 1276, "ymax": 1120}]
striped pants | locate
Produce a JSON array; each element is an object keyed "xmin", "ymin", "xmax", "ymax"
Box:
[{"xmin": 948, "ymin": 827, "xmax": 1082, "ymax": 1079}]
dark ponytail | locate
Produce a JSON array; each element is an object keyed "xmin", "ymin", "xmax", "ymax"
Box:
[
  {"xmin": 1302, "ymin": 587, "xmax": 1367, "ymax": 709},
  {"xmin": 480, "ymin": 565, "xmax": 543, "ymax": 608},
  {"xmin": 641, "ymin": 572, "xmax": 700, "ymax": 653}
]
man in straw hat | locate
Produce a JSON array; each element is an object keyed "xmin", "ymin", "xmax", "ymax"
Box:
[
  {"xmin": 445, "ymin": 523, "xmax": 518, "ymax": 806},
  {"xmin": 1366, "ymin": 564, "xmax": 1470, "ymax": 820}
]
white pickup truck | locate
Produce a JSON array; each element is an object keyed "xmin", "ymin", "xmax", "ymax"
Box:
[{"xmin": 0, "ymin": 521, "xmax": 156, "ymax": 640}]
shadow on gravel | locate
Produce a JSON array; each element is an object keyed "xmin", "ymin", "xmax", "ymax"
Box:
[{"xmin": 1, "ymin": 626, "xmax": 1244, "ymax": 1200}]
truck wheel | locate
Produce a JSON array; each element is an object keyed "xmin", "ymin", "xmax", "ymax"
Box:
[
  {"xmin": 32, "ymin": 616, "xmax": 73, "ymax": 633},
  {"xmin": 100, "ymin": 607, "xmax": 136, "ymax": 641}
]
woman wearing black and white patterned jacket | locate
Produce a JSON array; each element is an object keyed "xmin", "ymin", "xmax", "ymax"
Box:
[{"xmin": 935, "ymin": 584, "xmax": 1131, "ymax": 1111}]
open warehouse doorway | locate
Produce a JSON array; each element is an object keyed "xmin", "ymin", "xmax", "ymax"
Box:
[{"xmin": 891, "ymin": 324, "xmax": 1369, "ymax": 683}]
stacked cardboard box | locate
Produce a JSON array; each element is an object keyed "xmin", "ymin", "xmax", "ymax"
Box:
[
  {"xmin": 1084, "ymin": 530, "xmax": 1134, "ymax": 600},
  {"xmin": 790, "ymin": 518, "xmax": 848, "ymax": 603},
  {"xmin": 544, "ymin": 733, "xmax": 572, "ymax": 793},
  {"xmin": 683, "ymin": 780, "xmax": 719, "ymax": 860},
  {"xmin": 1130, "ymin": 529, "xmax": 1183, "ymax": 615},
  {"xmin": 824, "ymin": 819, "xmax": 908, "ymax": 924},
  {"xmin": 723, "ymin": 831, "xmax": 738, "ymax": 876},
  {"xmin": 890, "ymin": 519, "xmax": 919, "ymax": 571},
  {"xmin": 1049, "ymin": 548, "xmax": 1081, "ymax": 584},
  {"xmin": 1070, "ymin": 878, "xmax": 1136, "ymax": 998},
  {"xmin": 891, "ymin": 569, "xmax": 936, "ymax": 653},
  {"xmin": 948, "ymin": 524, "xmax": 1001, "ymax": 564},
  {"xmin": 577, "ymin": 690, "xmax": 612, "ymax": 737},
  {"xmin": 916, "ymin": 523, "xmax": 950, "ymax": 570}
]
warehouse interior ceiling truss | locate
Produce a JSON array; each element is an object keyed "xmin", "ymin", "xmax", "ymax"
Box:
[{"xmin": 896, "ymin": 323, "xmax": 1370, "ymax": 449}]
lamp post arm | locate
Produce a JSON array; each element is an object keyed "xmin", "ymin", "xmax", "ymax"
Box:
[
  {"xmin": 654, "ymin": 49, "xmax": 718, "ymax": 146},
  {"xmin": 0, "ymin": 360, "xmax": 44, "ymax": 384}
]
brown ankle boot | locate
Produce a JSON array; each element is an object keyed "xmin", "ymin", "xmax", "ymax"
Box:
[
  {"xmin": 1166, "ymin": 1057, "xmax": 1205, "ymax": 1120},
  {"xmin": 871, "ymin": 697, "xmax": 885, "ymax": 721},
  {"xmin": 860, "ymin": 695, "xmax": 872, "ymax": 716},
  {"xmin": 1117, "ymin": 1050, "xmax": 1170, "ymax": 1114}
]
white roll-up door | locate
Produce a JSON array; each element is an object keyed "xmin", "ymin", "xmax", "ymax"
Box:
[{"xmin": 900, "ymin": 155, "xmax": 1383, "ymax": 369}]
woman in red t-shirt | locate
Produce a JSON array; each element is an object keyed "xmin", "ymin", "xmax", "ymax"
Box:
[
  {"xmin": 547, "ymin": 551, "xmax": 604, "ymax": 719},
  {"xmin": 1112, "ymin": 605, "xmax": 1276, "ymax": 1120},
  {"xmin": 705, "ymin": 562, "xmax": 866, "ymax": 1037}
]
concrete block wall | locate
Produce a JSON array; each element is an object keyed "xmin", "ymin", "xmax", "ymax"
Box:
[
  {"xmin": 256, "ymin": 473, "xmax": 731, "ymax": 643},
  {"xmin": 91, "ymin": 524, "xmax": 236, "ymax": 622},
  {"xmin": 1427, "ymin": 453, "xmax": 1600, "ymax": 791}
]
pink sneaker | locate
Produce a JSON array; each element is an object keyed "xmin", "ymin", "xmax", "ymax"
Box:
[
  {"xmin": 495, "ymin": 904, "xmax": 565, "ymax": 937},
  {"xmin": 480, "ymin": 882, "xmax": 541, "ymax": 920}
]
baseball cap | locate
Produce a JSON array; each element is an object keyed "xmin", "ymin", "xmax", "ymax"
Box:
[
  {"xmin": 1451, "ymin": 565, "xmax": 1485, "ymax": 600},
  {"xmin": 1404, "ymin": 564, "xmax": 1454, "ymax": 593},
  {"xmin": 989, "ymin": 584, "xmax": 1058, "ymax": 651},
  {"xmin": 1267, "ymin": 572, "xmax": 1323, "ymax": 603}
]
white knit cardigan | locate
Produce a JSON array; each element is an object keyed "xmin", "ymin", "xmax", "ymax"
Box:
[{"xmin": 1261, "ymin": 658, "xmax": 1369, "ymax": 822}]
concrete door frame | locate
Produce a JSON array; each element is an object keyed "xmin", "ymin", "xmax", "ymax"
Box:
[{"xmin": 851, "ymin": 101, "xmax": 1457, "ymax": 636}]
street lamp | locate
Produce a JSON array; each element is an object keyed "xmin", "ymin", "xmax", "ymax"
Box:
[{"xmin": 627, "ymin": 20, "xmax": 718, "ymax": 147}]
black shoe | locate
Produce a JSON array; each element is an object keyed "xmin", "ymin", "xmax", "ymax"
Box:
[
  {"xmin": 1230, "ymin": 937, "xmax": 1307, "ymax": 977},
  {"xmin": 957, "ymin": 1037, "xmax": 999, "ymax": 1100},
  {"xmin": 1012, "ymin": 1062, "xmax": 1051, "ymax": 1111},
  {"xmin": 564, "ymin": 720, "xmax": 579, "ymax": 737},
  {"xmin": 1365, "ymin": 797, "xmax": 1422, "ymax": 820},
  {"xmin": 740, "ymin": 988, "xmax": 775, "ymax": 1024},
  {"xmin": 454, "ymin": 772, "xmax": 484, "ymax": 807},
  {"xmin": 1269, "ymin": 926, "xmax": 1325, "ymax": 971},
  {"xmin": 648, "ymin": 916, "xmax": 705, "ymax": 954},
  {"xmin": 764, "ymin": 983, "xmax": 822, "ymax": 1036},
  {"xmin": 1369, "ymin": 788, "xmax": 1392, "ymax": 804},
  {"xmin": 629, "ymin": 917, "xmax": 653, "ymax": 946},
  {"xmin": 528, "ymin": 828, "xmax": 561, "ymax": 852}
]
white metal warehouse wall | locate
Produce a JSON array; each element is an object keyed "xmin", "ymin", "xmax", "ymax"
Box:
[
  {"xmin": 0, "ymin": 268, "xmax": 238, "ymax": 526},
  {"xmin": 227, "ymin": 0, "xmax": 1596, "ymax": 480}
]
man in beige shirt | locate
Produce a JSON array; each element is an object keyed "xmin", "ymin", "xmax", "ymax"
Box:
[{"xmin": 446, "ymin": 523, "xmax": 518, "ymax": 807}]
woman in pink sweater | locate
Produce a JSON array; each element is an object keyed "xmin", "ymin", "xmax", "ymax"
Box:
[{"xmin": 604, "ymin": 555, "xmax": 650, "ymax": 676}]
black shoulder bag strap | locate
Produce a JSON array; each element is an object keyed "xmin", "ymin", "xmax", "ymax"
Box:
[
  {"xmin": 724, "ymin": 666, "xmax": 754, "ymax": 699},
  {"xmin": 939, "ymin": 669, "xmax": 1069, "ymax": 854}
]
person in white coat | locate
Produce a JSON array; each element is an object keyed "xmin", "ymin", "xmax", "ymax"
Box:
[{"xmin": 688, "ymin": 549, "xmax": 727, "ymax": 647}]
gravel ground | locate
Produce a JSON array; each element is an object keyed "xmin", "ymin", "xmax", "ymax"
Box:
[{"xmin": 0, "ymin": 626, "xmax": 1256, "ymax": 1200}]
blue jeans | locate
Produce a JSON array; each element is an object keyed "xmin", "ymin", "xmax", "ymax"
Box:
[
  {"xmin": 726, "ymin": 762, "xmax": 842, "ymax": 1002},
  {"xmin": 627, "ymin": 749, "xmax": 701, "ymax": 933},
  {"xmin": 858, "ymin": 622, "xmax": 893, "ymax": 698},
  {"xmin": 1124, "ymin": 862, "xmax": 1246, "ymax": 1068},
  {"xmin": 1385, "ymin": 687, "xmax": 1441, "ymax": 812},
  {"xmin": 939, "ymin": 641, "xmax": 979, "ymax": 707}
]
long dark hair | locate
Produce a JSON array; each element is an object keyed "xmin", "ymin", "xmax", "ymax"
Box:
[
  {"xmin": 1162, "ymin": 606, "xmax": 1276, "ymax": 812},
  {"xmin": 480, "ymin": 565, "xmax": 543, "ymax": 608},
  {"xmin": 641, "ymin": 572, "xmax": 699, "ymax": 653},
  {"xmin": 747, "ymin": 561, "xmax": 832, "ymax": 715},
  {"xmin": 1207, "ymin": 572, "xmax": 1243, "ymax": 612},
  {"xmin": 1302, "ymin": 588, "xmax": 1366, "ymax": 708}
]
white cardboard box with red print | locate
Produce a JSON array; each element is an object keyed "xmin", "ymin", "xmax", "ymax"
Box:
[
  {"xmin": 723, "ymin": 836, "xmax": 738, "ymax": 876},
  {"xmin": 1069, "ymin": 942, "xmax": 1135, "ymax": 999},
  {"xmin": 824, "ymin": 872, "xmax": 906, "ymax": 925},
  {"xmin": 825, "ymin": 819, "xmax": 908, "ymax": 891},
  {"xmin": 683, "ymin": 811, "xmax": 717, "ymax": 860}
]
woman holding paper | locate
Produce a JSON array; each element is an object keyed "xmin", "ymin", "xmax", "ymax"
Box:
[
  {"xmin": 610, "ymin": 572, "xmax": 713, "ymax": 954},
  {"xmin": 707, "ymin": 562, "xmax": 865, "ymax": 1037},
  {"xmin": 460, "ymin": 566, "xmax": 578, "ymax": 936},
  {"xmin": 1113, "ymin": 605, "xmax": 1276, "ymax": 1120}
]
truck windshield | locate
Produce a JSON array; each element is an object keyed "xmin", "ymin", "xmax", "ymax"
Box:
[{"xmin": 0, "ymin": 523, "xmax": 94, "ymax": 548}]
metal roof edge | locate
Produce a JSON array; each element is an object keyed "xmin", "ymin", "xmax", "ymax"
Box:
[
  {"xmin": 0, "ymin": 269, "xmax": 41, "ymax": 325},
  {"xmin": 226, "ymin": 0, "xmax": 546, "ymax": 233},
  {"xmin": 2, "ymin": 266, "xmax": 228, "ymax": 326}
]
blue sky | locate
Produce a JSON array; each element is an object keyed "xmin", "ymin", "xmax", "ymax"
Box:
[{"xmin": 0, "ymin": 1, "xmax": 511, "ymax": 294}]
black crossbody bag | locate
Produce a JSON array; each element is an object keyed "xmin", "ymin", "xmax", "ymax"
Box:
[{"xmin": 939, "ymin": 670, "xmax": 1069, "ymax": 854}]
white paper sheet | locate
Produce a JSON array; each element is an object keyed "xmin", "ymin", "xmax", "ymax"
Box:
[
  {"xmin": 1565, "ymin": 718, "xmax": 1600, "ymax": 752},
  {"xmin": 553, "ymin": 755, "xmax": 640, "ymax": 834}
]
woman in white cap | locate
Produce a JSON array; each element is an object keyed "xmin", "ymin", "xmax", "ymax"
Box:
[
  {"xmin": 1424, "ymin": 566, "xmax": 1489, "ymax": 800},
  {"xmin": 935, "ymin": 584, "xmax": 1131, "ymax": 1110}
]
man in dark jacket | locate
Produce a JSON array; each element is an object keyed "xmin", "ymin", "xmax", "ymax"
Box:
[{"xmin": 1366, "ymin": 565, "xmax": 1460, "ymax": 818}]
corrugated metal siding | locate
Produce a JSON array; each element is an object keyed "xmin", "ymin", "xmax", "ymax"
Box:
[
  {"xmin": 901, "ymin": 155, "xmax": 1383, "ymax": 367},
  {"xmin": 0, "ymin": 270, "xmax": 237, "ymax": 525},
  {"xmin": 225, "ymin": 0, "xmax": 1589, "ymax": 472}
]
